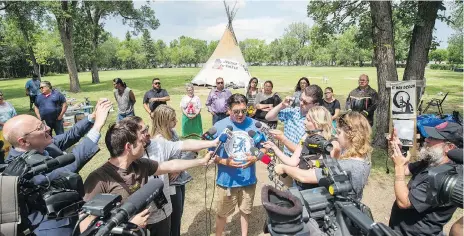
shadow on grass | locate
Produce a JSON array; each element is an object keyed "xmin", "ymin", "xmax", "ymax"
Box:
[{"xmin": 182, "ymin": 205, "xmax": 266, "ymax": 236}]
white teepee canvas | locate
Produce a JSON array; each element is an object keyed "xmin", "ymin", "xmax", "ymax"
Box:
[{"xmin": 191, "ymin": 2, "xmax": 251, "ymax": 88}]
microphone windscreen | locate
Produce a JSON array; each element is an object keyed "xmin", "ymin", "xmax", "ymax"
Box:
[
  {"xmin": 248, "ymin": 130, "xmax": 256, "ymax": 138},
  {"xmin": 121, "ymin": 178, "xmax": 164, "ymax": 216},
  {"xmin": 255, "ymin": 122, "xmax": 262, "ymax": 129},
  {"xmin": 219, "ymin": 133, "xmax": 229, "ymax": 142},
  {"xmin": 260, "ymin": 154, "xmax": 272, "ymax": 165},
  {"xmin": 226, "ymin": 125, "xmax": 233, "ymax": 131},
  {"xmin": 208, "ymin": 127, "xmax": 217, "ymax": 135},
  {"xmin": 55, "ymin": 153, "xmax": 75, "ymax": 166}
]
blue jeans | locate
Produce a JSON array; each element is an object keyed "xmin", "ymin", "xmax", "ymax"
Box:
[
  {"xmin": 212, "ymin": 112, "xmax": 228, "ymax": 125},
  {"xmin": 117, "ymin": 111, "xmax": 135, "ymax": 121},
  {"xmin": 170, "ymin": 185, "xmax": 186, "ymax": 236}
]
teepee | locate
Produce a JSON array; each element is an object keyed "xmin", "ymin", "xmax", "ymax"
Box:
[{"xmin": 191, "ymin": 1, "xmax": 251, "ymax": 88}]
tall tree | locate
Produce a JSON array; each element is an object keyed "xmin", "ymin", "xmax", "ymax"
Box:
[
  {"xmin": 369, "ymin": 1, "xmax": 399, "ymax": 148},
  {"xmin": 81, "ymin": 1, "xmax": 160, "ymax": 83},
  {"xmin": 45, "ymin": 1, "xmax": 81, "ymax": 92},
  {"xmin": 447, "ymin": 1, "xmax": 463, "ymax": 64},
  {"xmin": 1, "ymin": 1, "xmax": 45, "ymax": 78},
  {"xmin": 402, "ymin": 1, "xmax": 442, "ymax": 81},
  {"xmin": 141, "ymin": 29, "xmax": 156, "ymax": 68}
]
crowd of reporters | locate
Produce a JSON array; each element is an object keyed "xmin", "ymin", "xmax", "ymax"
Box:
[{"xmin": 0, "ymin": 74, "xmax": 461, "ymax": 236}]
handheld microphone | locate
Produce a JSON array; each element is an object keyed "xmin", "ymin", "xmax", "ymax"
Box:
[
  {"xmin": 95, "ymin": 179, "xmax": 164, "ymax": 236},
  {"xmin": 209, "ymin": 126, "xmax": 233, "ymax": 160},
  {"xmin": 201, "ymin": 127, "xmax": 217, "ymax": 140},
  {"xmin": 248, "ymin": 130, "xmax": 265, "ymax": 145},
  {"xmin": 250, "ymin": 147, "xmax": 272, "ymax": 165},
  {"xmin": 26, "ymin": 153, "xmax": 75, "ymax": 178}
]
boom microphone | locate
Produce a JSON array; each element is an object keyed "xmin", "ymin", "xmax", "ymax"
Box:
[
  {"xmin": 201, "ymin": 127, "xmax": 217, "ymax": 140},
  {"xmin": 26, "ymin": 153, "xmax": 75, "ymax": 178},
  {"xmin": 95, "ymin": 178, "xmax": 164, "ymax": 236}
]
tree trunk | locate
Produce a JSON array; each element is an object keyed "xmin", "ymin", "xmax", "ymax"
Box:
[
  {"xmin": 403, "ymin": 1, "xmax": 441, "ymax": 105},
  {"xmin": 90, "ymin": 37, "xmax": 100, "ymax": 83},
  {"xmin": 369, "ymin": 1, "xmax": 399, "ymax": 148},
  {"xmin": 56, "ymin": 1, "xmax": 80, "ymax": 92},
  {"xmin": 17, "ymin": 20, "xmax": 40, "ymax": 79}
]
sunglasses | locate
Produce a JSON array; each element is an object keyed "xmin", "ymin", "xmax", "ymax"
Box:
[
  {"xmin": 0, "ymin": 94, "xmax": 3, "ymax": 96},
  {"xmin": 23, "ymin": 120, "xmax": 47, "ymax": 137},
  {"xmin": 216, "ymin": 82, "xmax": 224, "ymax": 84},
  {"xmin": 153, "ymin": 82, "xmax": 161, "ymax": 85},
  {"xmin": 232, "ymin": 109, "xmax": 247, "ymax": 115}
]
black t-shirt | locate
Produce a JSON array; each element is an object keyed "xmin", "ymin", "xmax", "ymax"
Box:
[
  {"xmin": 254, "ymin": 93, "xmax": 282, "ymax": 122},
  {"xmin": 143, "ymin": 89, "xmax": 169, "ymax": 112},
  {"xmin": 389, "ymin": 161, "xmax": 458, "ymax": 236},
  {"xmin": 322, "ymin": 99, "xmax": 340, "ymax": 116}
]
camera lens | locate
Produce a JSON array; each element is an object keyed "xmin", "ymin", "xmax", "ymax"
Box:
[{"xmin": 440, "ymin": 174, "xmax": 463, "ymax": 207}]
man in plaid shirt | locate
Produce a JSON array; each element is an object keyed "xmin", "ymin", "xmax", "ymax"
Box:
[{"xmin": 265, "ymin": 84, "xmax": 324, "ymax": 156}]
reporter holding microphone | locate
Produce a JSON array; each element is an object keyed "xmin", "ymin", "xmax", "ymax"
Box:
[{"xmin": 265, "ymin": 111, "xmax": 371, "ymax": 201}]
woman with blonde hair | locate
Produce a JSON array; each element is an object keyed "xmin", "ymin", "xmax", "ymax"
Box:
[
  {"xmin": 148, "ymin": 105, "xmax": 196, "ymax": 236},
  {"xmin": 268, "ymin": 111, "xmax": 372, "ymax": 200}
]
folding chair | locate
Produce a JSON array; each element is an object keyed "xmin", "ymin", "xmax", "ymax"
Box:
[{"xmin": 422, "ymin": 92, "xmax": 449, "ymax": 116}]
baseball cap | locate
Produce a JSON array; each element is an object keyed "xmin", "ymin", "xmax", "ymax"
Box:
[{"xmin": 424, "ymin": 122, "xmax": 463, "ymax": 148}]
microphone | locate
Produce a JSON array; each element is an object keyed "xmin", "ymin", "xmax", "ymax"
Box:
[
  {"xmin": 95, "ymin": 179, "xmax": 164, "ymax": 236},
  {"xmin": 250, "ymin": 147, "xmax": 272, "ymax": 165},
  {"xmin": 248, "ymin": 130, "xmax": 265, "ymax": 145},
  {"xmin": 209, "ymin": 126, "xmax": 233, "ymax": 160},
  {"xmin": 201, "ymin": 127, "xmax": 217, "ymax": 140},
  {"xmin": 255, "ymin": 122, "xmax": 272, "ymax": 138},
  {"xmin": 26, "ymin": 153, "xmax": 75, "ymax": 178}
]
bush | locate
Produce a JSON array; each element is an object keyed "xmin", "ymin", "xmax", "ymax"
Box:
[{"xmin": 429, "ymin": 64, "xmax": 452, "ymax": 70}]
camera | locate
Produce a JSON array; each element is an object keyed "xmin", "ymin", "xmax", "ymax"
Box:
[
  {"xmin": 426, "ymin": 159, "xmax": 463, "ymax": 208},
  {"xmin": 262, "ymin": 134, "xmax": 400, "ymax": 236},
  {"xmin": 80, "ymin": 179, "xmax": 168, "ymax": 236},
  {"xmin": 0, "ymin": 150, "xmax": 83, "ymax": 235}
]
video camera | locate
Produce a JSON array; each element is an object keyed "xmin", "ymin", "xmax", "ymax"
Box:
[
  {"xmin": 426, "ymin": 148, "xmax": 463, "ymax": 208},
  {"xmin": 0, "ymin": 150, "xmax": 83, "ymax": 235},
  {"xmin": 262, "ymin": 134, "xmax": 400, "ymax": 236},
  {"xmin": 80, "ymin": 179, "xmax": 168, "ymax": 236}
]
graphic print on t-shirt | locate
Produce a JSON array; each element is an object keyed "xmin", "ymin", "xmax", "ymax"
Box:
[{"xmin": 224, "ymin": 131, "xmax": 254, "ymax": 161}]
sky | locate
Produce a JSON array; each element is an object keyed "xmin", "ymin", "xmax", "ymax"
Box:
[{"xmin": 104, "ymin": 0, "xmax": 455, "ymax": 49}]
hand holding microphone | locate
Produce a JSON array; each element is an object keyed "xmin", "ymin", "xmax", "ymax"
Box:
[{"xmin": 209, "ymin": 126, "xmax": 233, "ymax": 161}]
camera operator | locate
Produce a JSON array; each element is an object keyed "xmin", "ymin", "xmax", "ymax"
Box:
[
  {"xmin": 388, "ymin": 122, "xmax": 462, "ymax": 236},
  {"xmin": 79, "ymin": 118, "xmax": 215, "ymax": 233},
  {"xmin": 266, "ymin": 111, "xmax": 372, "ymax": 200},
  {"xmin": 2, "ymin": 99, "xmax": 111, "ymax": 236}
]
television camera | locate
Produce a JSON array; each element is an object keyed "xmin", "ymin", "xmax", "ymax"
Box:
[
  {"xmin": 426, "ymin": 148, "xmax": 463, "ymax": 208},
  {"xmin": 79, "ymin": 179, "xmax": 168, "ymax": 236},
  {"xmin": 262, "ymin": 134, "xmax": 401, "ymax": 236},
  {"xmin": 0, "ymin": 150, "xmax": 83, "ymax": 236}
]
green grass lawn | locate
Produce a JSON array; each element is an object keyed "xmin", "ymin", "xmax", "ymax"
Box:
[{"xmin": 1, "ymin": 66, "xmax": 462, "ymax": 178}]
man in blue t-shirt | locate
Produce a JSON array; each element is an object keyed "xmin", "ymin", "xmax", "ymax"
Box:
[
  {"xmin": 25, "ymin": 74, "xmax": 41, "ymax": 111},
  {"xmin": 34, "ymin": 81, "xmax": 68, "ymax": 135},
  {"xmin": 212, "ymin": 93, "xmax": 265, "ymax": 236}
]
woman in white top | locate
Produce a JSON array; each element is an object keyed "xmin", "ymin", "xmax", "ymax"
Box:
[{"xmin": 180, "ymin": 83, "xmax": 203, "ymax": 138}]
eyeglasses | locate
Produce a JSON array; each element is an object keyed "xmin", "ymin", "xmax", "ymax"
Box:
[
  {"xmin": 232, "ymin": 109, "xmax": 247, "ymax": 115},
  {"xmin": 216, "ymin": 82, "xmax": 224, "ymax": 84},
  {"xmin": 23, "ymin": 120, "xmax": 47, "ymax": 136},
  {"xmin": 153, "ymin": 82, "xmax": 161, "ymax": 85},
  {"xmin": 325, "ymin": 92, "xmax": 332, "ymax": 94}
]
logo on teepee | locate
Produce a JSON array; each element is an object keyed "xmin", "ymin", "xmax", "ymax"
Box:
[{"xmin": 212, "ymin": 58, "xmax": 223, "ymax": 70}]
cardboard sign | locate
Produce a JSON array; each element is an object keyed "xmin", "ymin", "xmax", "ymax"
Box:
[{"xmin": 391, "ymin": 81, "xmax": 417, "ymax": 119}]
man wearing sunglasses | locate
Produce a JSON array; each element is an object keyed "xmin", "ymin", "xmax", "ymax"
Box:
[
  {"xmin": 212, "ymin": 93, "xmax": 266, "ymax": 236},
  {"xmin": 2, "ymin": 99, "xmax": 112, "ymax": 236},
  {"xmin": 206, "ymin": 77, "xmax": 232, "ymax": 124},
  {"xmin": 34, "ymin": 81, "xmax": 68, "ymax": 135},
  {"xmin": 389, "ymin": 122, "xmax": 462, "ymax": 236},
  {"xmin": 143, "ymin": 78, "xmax": 170, "ymax": 114},
  {"xmin": 265, "ymin": 84, "xmax": 323, "ymax": 157}
]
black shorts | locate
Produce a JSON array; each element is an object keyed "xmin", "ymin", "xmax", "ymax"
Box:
[{"xmin": 29, "ymin": 95, "xmax": 37, "ymax": 104}]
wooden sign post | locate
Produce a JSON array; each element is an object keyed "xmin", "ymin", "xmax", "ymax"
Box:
[{"xmin": 386, "ymin": 80, "xmax": 425, "ymax": 159}]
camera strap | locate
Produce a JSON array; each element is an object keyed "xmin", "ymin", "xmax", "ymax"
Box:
[{"xmin": 0, "ymin": 176, "xmax": 20, "ymax": 236}]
